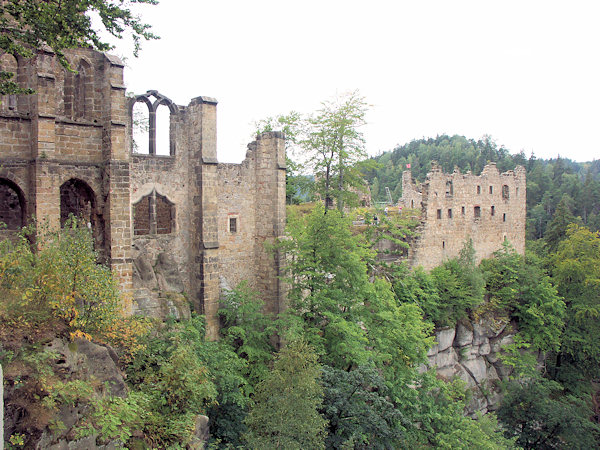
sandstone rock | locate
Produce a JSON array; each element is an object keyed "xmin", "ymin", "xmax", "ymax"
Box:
[
  {"xmin": 455, "ymin": 322, "xmax": 473, "ymax": 347},
  {"xmin": 479, "ymin": 341, "xmax": 491, "ymax": 356},
  {"xmin": 435, "ymin": 347, "xmax": 458, "ymax": 369},
  {"xmin": 188, "ymin": 415, "xmax": 210, "ymax": 450},
  {"xmin": 44, "ymin": 338, "xmax": 127, "ymax": 397},
  {"xmin": 133, "ymin": 253, "xmax": 157, "ymax": 287},
  {"xmin": 436, "ymin": 327, "xmax": 456, "ymax": 352},
  {"xmin": 462, "ymin": 358, "xmax": 488, "ymax": 385},
  {"xmin": 156, "ymin": 252, "xmax": 185, "ymax": 293}
]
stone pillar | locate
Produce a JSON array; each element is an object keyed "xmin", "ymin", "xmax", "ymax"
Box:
[
  {"xmin": 31, "ymin": 50, "xmax": 60, "ymax": 231},
  {"xmin": 187, "ymin": 96, "xmax": 220, "ymax": 339},
  {"xmin": 253, "ymin": 131, "xmax": 287, "ymax": 315},
  {"xmin": 102, "ymin": 54, "xmax": 133, "ymax": 312}
]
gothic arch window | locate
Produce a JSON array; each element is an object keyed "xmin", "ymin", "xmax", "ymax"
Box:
[
  {"xmin": 130, "ymin": 91, "xmax": 177, "ymax": 155},
  {"xmin": 0, "ymin": 178, "xmax": 25, "ymax": 230},
  {"xmin": 64, "ymin": 58, "xmax": 93, "ymax": 119},
  {"xmin": 60, "ymin": 179, "xmax": 105, "ymax": 258},
  {"xmin": 0, "ymin": 53, "xmax": 19, "ymax": 111},
  {"xmin": 133, "ymin": 189, "xmax": 175, "ymax": 235}
]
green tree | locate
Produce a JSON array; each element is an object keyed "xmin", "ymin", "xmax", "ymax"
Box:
[
  {"xmin": 544, "ymin": 194, "xmax": 579, "ymax": 252},
  {"xmin": 0, "ymin": 0, "xmax": 158, "ymax": 95},
  {"xmin": 244, "ymin": 340, "xmax": 328, "ymax": 450},
  {"xmin": 263, "ymin": 91, "xmax": 372, "ymax": 211},
  {"xmin": 549, "ymin": 224, "xmax": 600, "ymax": 388}
]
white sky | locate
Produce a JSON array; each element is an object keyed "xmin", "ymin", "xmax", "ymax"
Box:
[{"xmin": 114, "ymin": 0, "xmax": 600, "ymax": 163}]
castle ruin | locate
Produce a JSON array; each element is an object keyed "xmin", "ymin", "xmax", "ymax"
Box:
[
  {"xmin": 399, "ymin": 163, "xmax": 526, "ymax": 269},
  {"xmin": 0, "ymin": 47, "xmax": 286, "ymax": 338}
]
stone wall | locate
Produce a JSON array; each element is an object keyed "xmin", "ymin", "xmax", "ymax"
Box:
[
  {"xmin": 0, "ymin": 48, "xmax": 287, "ymax": 338},
  {"xmin": 400, "ymin": 163, "xmax": 526, "ymax": 269}
]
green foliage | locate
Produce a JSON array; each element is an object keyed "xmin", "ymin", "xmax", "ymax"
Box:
[
  {"xmin": 0, "ymin": 220, "xmax": 148, "ymax": 352},
  {"xmin": 0, "ymin": 0, "xmax": 158, "ymax": 95},
  {"xmin": 282, "ymin": 203, "xmax": 375, "ymax": 368},
  {"xmin": 548, "ymin": 224, "xmax": 600, "ymax": 386},
  {"xmin": 429, "ymin": 240, "xmax": 485, "ymax": 326},
  {"xmin": 260, "ymin": 91, "xmax": 373, "ymax": 210},
  {"xmin": 219, "ymin": 281, "xmax": 277, "ymax": 388},
  {"xmin": 244, "ymin": 340, "xmax": 328, "ymax": 450},
  {"xmin": 321, "ymin": 364, "xmax": 402, "ymax": 449},
  {"xmin": 480, "ymin": 243, "xmax": 565, "ymax": 352},
  {"xmin": 125, "ymin": 317, "xmax": 222, "ymax": 446}
]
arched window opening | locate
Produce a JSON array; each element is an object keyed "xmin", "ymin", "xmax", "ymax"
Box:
[
  {"xmin": 129, "ymin": 91, "xmax": 176, "ymax": 156},
  {"xmin": 0, "ymin": 54, "xmax": 18, "ymax": 111},
  {"xmin": 0, "ymin": 179, "xmax": 25, "ymax": 230},
  {"xmin": 132, "ymin": 100, "xmax": 150, "ymax": 154},
  {"xmin": 133, "ymin": 190, "xmax": 175, "ymax": 236},
  {"xmin": 64, "ymin": 59, "xmax": 91, "ymax": 119},
  {"xmin": 60, "ymin": 179, "xmax": 95, "ymax": 227},
  {"xmin": 445, "ymin": 180, "xmax": 453, "ymax": 196},
  {"xmin": 133, "ymin": 195, "xmax": 151, "ymax": 235},
  {"xmin": 155, "ymin": 103, "xmax": 171, "ymax": 156},
  {"xmin": 60, "ymin": 179, "xmax": 105, "ymax": 258}
]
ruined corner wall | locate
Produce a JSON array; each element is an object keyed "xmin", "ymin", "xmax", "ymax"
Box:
[
  {"xmin": 401, "ymin": 163, "xmax": 526, "ymax": 270},
  {"xmin": 217, "ymin": 132, "xmax": 287, "ymax": 316}
]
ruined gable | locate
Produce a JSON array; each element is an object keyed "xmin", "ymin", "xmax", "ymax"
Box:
[{"xmin": 400, "ymin": 162, "xmax": 526, "ymax": 270}]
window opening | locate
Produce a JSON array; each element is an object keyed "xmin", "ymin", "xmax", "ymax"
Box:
[
  {"xmin": 474, "ymin": 206, "xmax": 481, "ymax": 218},
  {"xmin": 0, "ymin": 179, "xmax": 24, "ymax": 229},
  {"xmin": 130, "ymin": 91, "xmax": 176, "ymax": 155},
  {"xmin": 155, "ymin": 103, "xmax": 171, "ymax": 156},
  {"xmin": 437, "ymin": 209, "xmax": 442, "ymax": 219},
  {"xmin": 489, "ymin": 186, "xmax": 493, "ymax": 194},
  {"xmin": 132, "ymin": 101, "xmax": 150, "ymax": 154},
  {"xmin": 445, "ymin": 180, "xmax": 453, "ymax": 196},
  {"xmin": 503, "ymin": 213, "xmax": 506, "ymax": 222},
  {"xmin": 229, "ymin": 217, "xmax": 238, "ymax": 233},
  {"xmin": 461, "ymin": 206, "xmax": 465, "ymax": 215},
  {"xmin": 442, "ymin": 241, "xmax": 445, "ymax": 249},
  {"xmin": 0, "ymin": 54, "xmax": 18, "ymax": 111},
  {"xmin": 477, "ymin": 185, "xmax": 481, "ymax": 194},
  {"xmin": 491, "ymin": 205, "xmax": 495, "ymax": 216},
  {"xmin": 448, "ymin": 208, "xmax": 452, "ymax": 219},
  {"xmin": 411, "ymin": 200, "xmax": 414, "ymax": 208},
  {"xmin": 502, "ymin": 185, "xmax": 509, "ymax": 199}
]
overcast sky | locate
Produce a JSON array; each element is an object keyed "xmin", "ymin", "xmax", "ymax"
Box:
[{"xmin": 114, "ymin": 0, "xmax": 600, "ymax": 163}]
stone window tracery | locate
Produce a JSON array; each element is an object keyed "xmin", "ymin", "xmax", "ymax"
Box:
[{"xmin": 130, "ymin": 91, "xmax": 176, "ymax": 156}]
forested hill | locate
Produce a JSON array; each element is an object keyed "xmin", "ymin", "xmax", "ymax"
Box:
[{"xmin": 364, "ymin": 134, "xmax": 600, "ymax": 238}]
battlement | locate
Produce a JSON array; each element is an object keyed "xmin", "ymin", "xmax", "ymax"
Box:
[{"xmin": 399, "ymin": 162, "xmax": 526, "ymax": 270}]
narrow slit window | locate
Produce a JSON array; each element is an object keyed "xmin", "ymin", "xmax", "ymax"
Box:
[
  {"xmin": 437, "ymin": 209, "xmax": 442, "ymax": 219},
  {"xmin": 503, "ymin": 213, "xmax": 506, "ymax": 222},
  {"xmin": 477, "ymin": 185, "xmax": 481, "ymax": 194},
  {"xmin": 448, "ymin": 208, "xmax": 452, "ymax": 219},
  {"xmin": 442, "ymin": 241, "xmax": 445, "ymax": 249},
  {"xmin": 491, "ymin": 205, "xmax": 495, "ymax": 216},
  {"xmin": 489, "ymin": 186, "xmax": 493, "ymax": 194},
  {"xmin": 461, "ymin": 206, "xmax": 465, "ymax": 215}
]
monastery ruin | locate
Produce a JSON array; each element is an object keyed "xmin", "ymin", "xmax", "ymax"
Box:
[
  {"xmin": 0, "ymin": 47, "xmax": 286, "ymax": 338},
  {"xmin": 399, "ymin": 162, "xmax": 526, "ymax": 269}
]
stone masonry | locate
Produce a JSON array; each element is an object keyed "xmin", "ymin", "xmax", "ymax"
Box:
[
  {"xmin": 399, "ymin": 162, "xmax": 526, "ymax": 269},
  {"xmin": 0, "ymin": 48, "xmax": 286, "ymax": 338}
]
